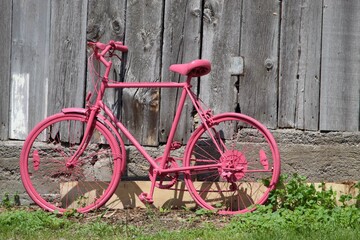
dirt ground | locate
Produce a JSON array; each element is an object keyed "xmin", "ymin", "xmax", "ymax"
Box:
[
  {"xmin": 78, "ymin": 207, "xmax": 234, "ymax": 233},
  {"xmin": 1, "ymin": 206, "xmax": 234, "ymax": 234}
]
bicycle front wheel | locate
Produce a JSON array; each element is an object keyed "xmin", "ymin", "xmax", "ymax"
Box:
[
  {"xmin": 184, "ymin": 113, "xmax": 280, "ymax": 214},
  {"xmin": 20, "ymin": 112, "xmax": 123, "ymax": 213}
]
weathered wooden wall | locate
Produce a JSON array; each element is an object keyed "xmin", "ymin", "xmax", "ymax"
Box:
[
  {"xmin": 279, "ymin": 0, "xmax": 322, "ymax": 130},
  {"xmin": 0, "ymin": 0, "xmax": 359, "ymax": 145},
  {"xmin": 0, "ymin": 0, "xmax": 12, "ymax": 140},
  {"xmin": 320, "ymin": 0, "xmax": 360, "ymax": 131},
  {"xmin": 160, "ymin": 0, "xmax": 202, "ymax": 144},
  {"xmin": 239, "ymin": 0, "xmax": 280, "ymax": 128}
]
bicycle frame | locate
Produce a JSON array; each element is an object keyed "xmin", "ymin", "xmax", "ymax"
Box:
[
  {"xmin": 99, "ymin": 80, "xmax": 222, "ymax": 174},
  {"xmin": 72, "ymin": 42, "xmax": 224, "ymax": 190},
  {"xmin": 21, "ymin": 41, "xmax": 280, "ymax": 213}
]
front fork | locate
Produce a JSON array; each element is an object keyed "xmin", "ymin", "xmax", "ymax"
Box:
[{"xmin": 65, "ymin": 106, "xmax": 99, "ymax": 168}]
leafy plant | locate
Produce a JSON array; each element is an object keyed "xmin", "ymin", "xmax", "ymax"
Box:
[
  {"xmin": 1, "ymin": 193, "xmax": 11, "ymax": 208},
  {"xmin": 159, "ymin": 207, "xmax": 170, "ymax": 214},
  {"xmin": 62, "ymin": 208, "xmax": 83, "ymax": 218},
  {"xmin": 354, "ymin": 182, "xmax": 360, "ymax": 207},
  {"xmin": 145, "ymin": 204, "xmax": 157, "ymax": 218},
  {"xmin": 1, "ymin": 193, "xmax": 20, "ymax": 209},
  {"xmin": 339, "ymin": 194, "xmax": 353, "ymax": 207},
  {"xmin": 267, "ymin": 173, "xmax": 337, "ymax": 211},
  {"xmin": 76, "ymin": 195, "xmax": 89, "ymax": 208},
  {"xmin": 195, "ymin": 208, "xmax": 216, "ymax": 216}
]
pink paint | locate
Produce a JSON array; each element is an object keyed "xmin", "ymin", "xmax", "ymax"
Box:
[{"xmin": 20, "ymin": 40, "xmax": 280, "ymax": 215}]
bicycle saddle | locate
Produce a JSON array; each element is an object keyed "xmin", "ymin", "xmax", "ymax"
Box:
[{"xmin": 169, "ymin": 59, "xmax": 211, "ymax": 77}]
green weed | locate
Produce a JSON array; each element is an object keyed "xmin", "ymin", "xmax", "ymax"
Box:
[
  {"xmin": 195, "ymin": 208, "xmax": 216, "ymax": 216},
  {"xmin": 1, "ymin": 192, "xmax": 20, "ymax": 209},
  {"xmin": 267, "ymin": 173, "xmax": 337, "ymax": 211},
  {"xmin": 1, "ymin": 174, "xmax": 359, "ymax": 240}
]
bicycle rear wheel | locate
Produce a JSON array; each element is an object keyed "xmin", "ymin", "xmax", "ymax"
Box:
[
  {"xmin": 20, "ymin": 112, "xmax": 123, "ymax": 213},
  {"xmin": 184, "ymin": 113, "xmax": 280, "ymax": 214}
]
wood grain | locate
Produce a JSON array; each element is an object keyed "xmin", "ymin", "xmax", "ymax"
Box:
[
  {"xmin": 0, "ymin": 0, "xmax": 12, "ymax": 140},
  {"xmin": 122, "ymin": 0, "xmax": 164, "ymax": 146},
  {"xmin": 278, "ymin": 0, "xmax": 322, "ymax": 130},
  {"xmin": 47, "ymin": 0, "xmax": 88, "ymax": 116},
  {"xmin": 87, "ymin": 0, "xmax": 126, "ymax": 119},
  {"xmin": 159, "ymin": 0, "xmax": 202, "ymax": 143},
  {"xmin": 9, "ymin": 0, "xmax": 50, "ymax": 139},
  {"xmin": 2, "ymin": 0, "xmax": 360, "ymax": 141},
  {"xmin": 239, "ymin": 0, "xmax": 280, "ymax": 129},
  {"xmin": 200, "ymin": 0, "xmax": 242, "ymax": 115},
  {"xmin": 320, "ymin": 0, "xmax": 360, "ymax": 131}
]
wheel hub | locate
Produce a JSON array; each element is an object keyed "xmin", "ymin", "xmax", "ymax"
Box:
[{"xmin": 219, "ymin": 150, "xmax": 247, "ymax": 182}]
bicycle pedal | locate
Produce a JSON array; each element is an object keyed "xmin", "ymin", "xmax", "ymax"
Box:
[
  {"xmin": 138, "ymin": 192, "xmax": 154, "ymax": 204},
  {"xmin": 170, "ymin": 141, "xmax": 182, "ymax": 150}
]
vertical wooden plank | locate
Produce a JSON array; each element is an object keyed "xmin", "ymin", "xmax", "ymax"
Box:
[
  {"xmin": 48, "ymin": 0, "xmax": 88, "ymax": 115},
  {"xmin": 320, "ymin": 0, "xmax": 360, "ymax": 131},
  {"xmin": 10, "ymin": 73, "xmax": 29, "ymax": 139},
  {"xmin": 200, "ymin": 0, "xmax": 242, "ymax": 115},
  {"xmin": 0, "ymin": 0, "xmax": 12, "ymax": 140},
  {"xmin": 278, "ymin": 0, "xmax": 322, "ymax": 130},
  {"xmin": 10, "ymin": 0, "xmax": 50, "ymax": 139},
  {"xmin": 159, "ymin": 0, "xmax": 202, "ymax": 143},
  {"xmin": 87, "ymin": 0, "xmax": 126, "ymax": 119},
  {"xmin": 123, "ymin": 0, "xmax": 163, "ymax": 146},
  {"xmin": 239, "ymin": 0, "xmax": 280, "ymax": 128}
]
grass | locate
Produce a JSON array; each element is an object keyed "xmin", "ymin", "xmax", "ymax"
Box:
[
  {"xmin": 2, "ymin": 207, "xmax": 359, "ymax": 240},
  {"xmin": 145, "ymin": 206, "xmax": 360, "ymax": 240},
  {"xmin": 1, "ymin": 174, "xmax": 360, "ymax": 240},
  {"xmin": 0, "ymin": 209, "xmax": 130, "ymax": 240}
]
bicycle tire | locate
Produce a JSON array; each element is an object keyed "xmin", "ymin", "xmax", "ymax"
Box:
[
  {"xmin": 184, "ymin": 113, "xmax": 280, "ymax": 214},
  {"xmin": 20, "ymin": 112, "xmax": 123, "ymax": 213}
]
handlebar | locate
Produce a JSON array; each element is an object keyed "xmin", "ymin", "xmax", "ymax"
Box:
[{"xmin": 88, "ymin": 40, "xmax": 128, "ymax": 54}]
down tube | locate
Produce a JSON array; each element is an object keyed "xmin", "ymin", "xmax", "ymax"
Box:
[{"xmin": 100, "ymin": 102, "xmax": 158, "ymax": 169}]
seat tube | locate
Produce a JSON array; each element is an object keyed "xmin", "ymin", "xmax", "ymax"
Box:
[{"xmin": 161, "ymin": 82, "xmax": 191, "ymax": 169}]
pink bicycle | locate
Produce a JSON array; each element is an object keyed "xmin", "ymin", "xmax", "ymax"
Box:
[{"xmin": 20, "ymin": 40, "xmax": 280, "ymax": 215}]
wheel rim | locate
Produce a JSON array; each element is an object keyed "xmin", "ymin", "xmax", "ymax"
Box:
[
  {"xmin": 20, "ymin": 113, "xmax": 122, "ymax": 213},
  {"xmin": 184, "ymin": 113, "xmax": 280, "ymax": 214}
]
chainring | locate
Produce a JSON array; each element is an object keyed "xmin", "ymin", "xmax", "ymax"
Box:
[{"xmin": 148, "ymin": 157, "xmax": 179, "ymax": 189}]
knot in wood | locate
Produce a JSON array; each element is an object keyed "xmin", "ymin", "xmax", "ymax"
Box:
[
  {"xmin": 204, "ymin": 2, "xmax": 217, "ymax": 24},
  {"xmin": 87, "ymin": 24, "xmax": 101, "ymax": 41},
  {"xmin": 111, "ymin": 19, "xmax": 123, "ymax": 36},
  {"xmin": 264, "ymin": 58, "xmax": 274, "ymax": 70}
]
